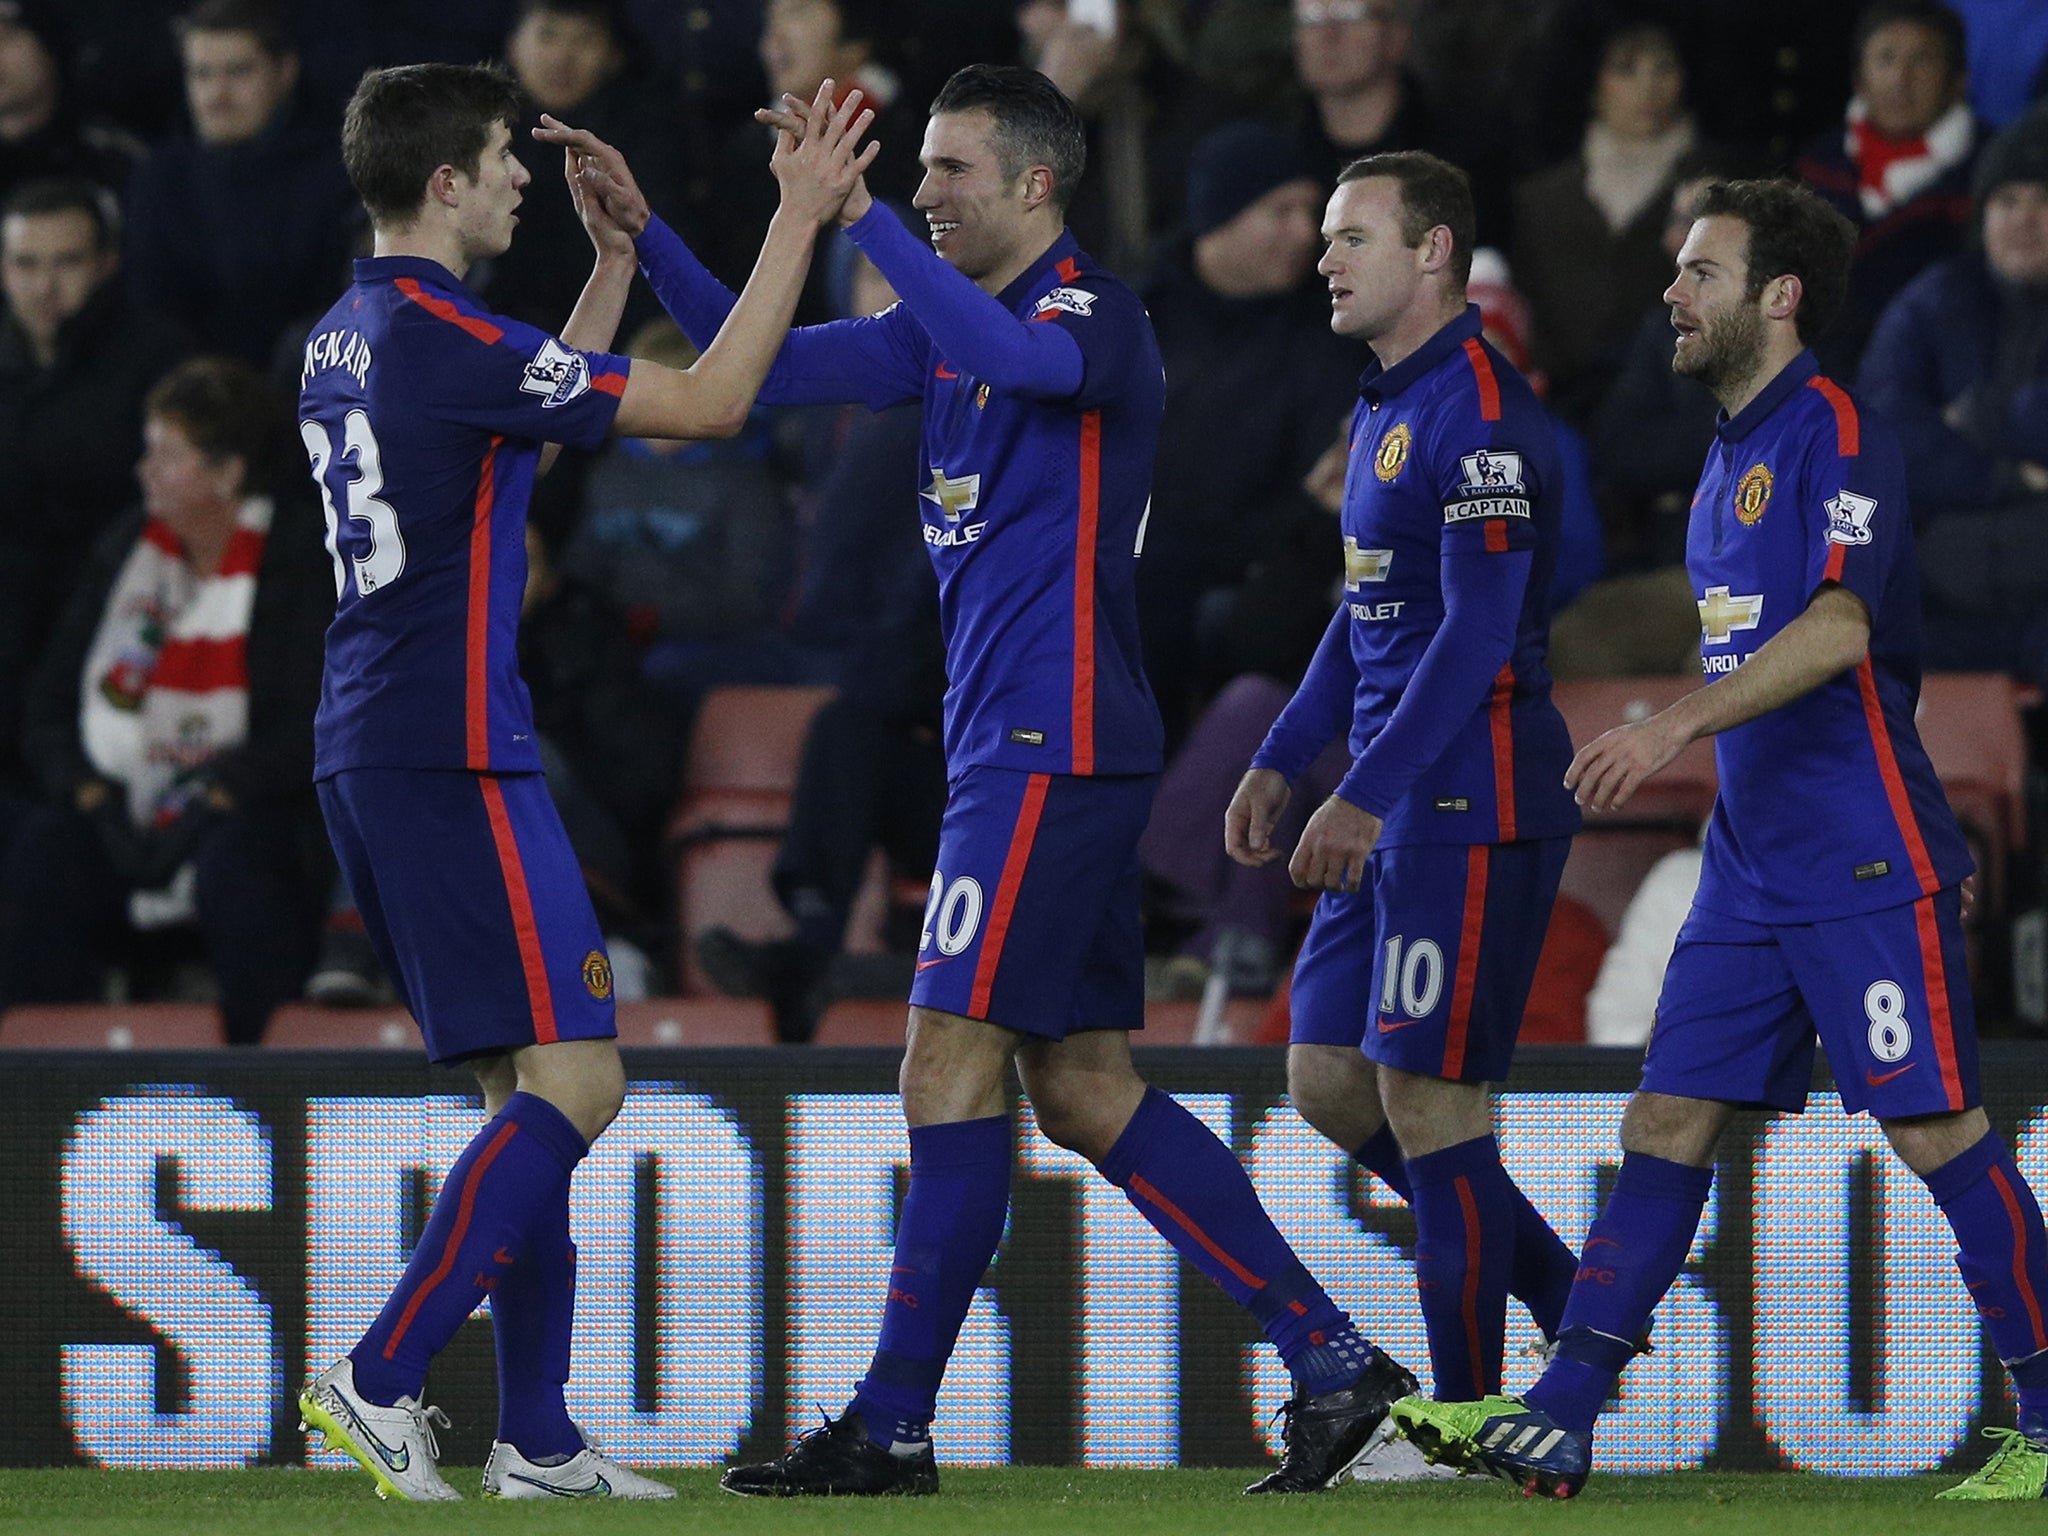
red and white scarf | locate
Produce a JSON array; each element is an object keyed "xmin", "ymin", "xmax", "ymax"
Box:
[
  {"xmin": 79, "ymin": 497, "xmax": 271, "ymax": 924},
  {"xmin": 1845, "ymin": 97, "xmax": 1975, "ymax": 219}
]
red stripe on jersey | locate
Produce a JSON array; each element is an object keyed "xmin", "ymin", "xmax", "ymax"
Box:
[
  {"xmin": 1461, "ymin": 338, "xmax": 1501, "ymax": 421},
  {"xmin": 219, "ymin": 525, "xmax": 265, "ymax": 578},
  {"xmin": 480, "ymin": 776, "xmax": 559, "ymax": 1044},
  {"xmin": 141, "ymin": 519, "xmax": 182, "ymax": 557},
  {"xmin": 969, "ymin": 773, "xmax": 1050, "ymax": 1019},
  {"xmin": 1854, "ymin": 658, "xmax": 1938, "ymax": 893},
  {"xmin": 1442, "ymin": 845, "xmax": 1490, "ymax": 1078},
  {"xmin": 591, "ymin": 370, "xmax": 626, "ymax": 397},
  {"xmin": 1913, "ymin": 895, "xmax": 1964, "ymax": 1112},
  {"xmin": 149, "ymin": 636, "xmax": 248, "ymax": 692},
  {"xmin": 1072, "ymin": 410, "xmax": 1102, "ymax": 775},
  {"xmin": 1806, "ymin": 375, "xmax": 1861, "ymax": 456},
  {"xmin": 1456, "ymin": 1175, "xmax": 1494, "ymax": 1395},
  {"xmin": 1991, "ymin": 1164, "xmax": 2048, "ymax": 1352},
  {"xmin": 1129, "ymin": 1173, "xmax": 1267, "ymax": 1289},
  {"xmin": 1484, "ymin": 518, "xmax": 1509, "ymax": 553},
  {"xmin": 1488, "ymin": 663, "xmax": 1517, "ymax": 841},
  {"xmin": 1056, "ymin": 256, "xmax": 1081, "ymax": 283},
  {"xmin": 382, "ymin": 1118, "xmax": 519, "ymax": 1359},
  {"xmin": 394, "ymin": 276, "xmax": 505, "ymax": 345},
  {"xmin": 1823, "ymin": 541, "xmax": 1847, "ymax": 583},
  {"xmin": 465, "ymin": 438, "xmax": 503, "ymax": 768}
]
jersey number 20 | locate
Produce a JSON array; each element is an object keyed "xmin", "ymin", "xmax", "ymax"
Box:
[{"xmin": 302, "ymin": 410, "xmax": 406, "ymax": 598}]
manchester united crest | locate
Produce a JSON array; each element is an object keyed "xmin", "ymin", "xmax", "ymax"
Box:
[
  {"xmin": 1375, "ymin": 422, "xmax": 1412, "ymax": 482},
  {"xmin": 582, "ymin": 949, "xmax": 613, "ymax": 1001},
  {"xmin": 1734, "ymin": 463, "xmax": 1774, "ymax": 525}
]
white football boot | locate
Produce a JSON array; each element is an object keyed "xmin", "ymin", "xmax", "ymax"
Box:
[
  {"xmin": 298, "ymin": 1358, "xmax": 461, "ymax": 1501},
  {"xmin": 482, "ymin": 1437, "xmax": 678, "ymax": 1499}
]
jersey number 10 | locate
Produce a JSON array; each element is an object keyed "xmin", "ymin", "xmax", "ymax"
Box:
[{"xmin": 302, "ymin": 410, "xmax": 407, "ymax": 599}]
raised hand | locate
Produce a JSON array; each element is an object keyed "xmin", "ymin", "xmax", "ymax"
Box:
[
  {"xmin": 763, "ymin": 79, "xmax": 878, "ymax": 227},
  {"xmin": 532, "ymin": 114, "xmax": 651, "ymax": 237}
]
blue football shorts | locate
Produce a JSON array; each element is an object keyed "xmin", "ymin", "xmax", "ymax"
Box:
[
  {"xmin": 1289, "ymin": 837, "xmax": 1571, "ymax": 1082},
  {"xmin": 908, "ymin": 765, "xmax": 1156, "ymax": 1040},
  {"xmin": 317, "ymin": 767, "xmax": 617, "ymax": 1063},
  {"xmin": 1640, "ymin": 887, "xmax": 1979, "ymax": 1117}
]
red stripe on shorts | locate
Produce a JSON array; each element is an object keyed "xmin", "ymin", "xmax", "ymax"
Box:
[
  {"xmin": 968, "ymin": 773, "xmax": 1051, "ymax": 1019},
  {"xmin": 480, "ymin": 776, "xmax": 559, "ymax": 1044},
  {"xmin": 1442, "ymin": 846, "xmax": 1491, "ymax": 1078},
  {"xmin": 1912, "ymin": 895, "xmax": 1963, "ymax": 1111}
]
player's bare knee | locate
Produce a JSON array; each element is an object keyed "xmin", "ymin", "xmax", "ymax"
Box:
[
  {"xmin": 1883, "ymin": 1105, "xmax": 1989, "ymax": 1176},
  {"xmin": 1377, "ymin": 1065, "xmax": 1488, "ymax": 1156},
  {"xmin": 1619, "ymin": 1091, "xmax": 1728, "ymax": 1166},
  {"xmin": 899, "ymin": 1007, "xmax": 1013, "ymax": 1126},
  {"xmin": 471, "ymin": 1052, "xmax": 518, "ymax": 1117},
  {"xmin": 513, "ymin": 1037, "xmax": 626, "ymax": 1143},
  {"xmin": 1286, "ymin": 1046, "xmax": 1379, "ymax": 1150}
]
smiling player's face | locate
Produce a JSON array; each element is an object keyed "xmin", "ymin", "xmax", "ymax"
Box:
[
  {"xmin": 455, "ymin": 119, "xmax": 531, "ymax": 263},
  {"xmin": 913, "ymin": 110, "xmax": 1032, "ymax": 282}
]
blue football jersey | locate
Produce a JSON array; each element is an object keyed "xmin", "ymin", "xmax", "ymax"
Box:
[
  {"xmin": 1687, "ymin": 351, "xmax": 1972, "ymax": 923},
  {"xmin": 1331, "ymin": 305, "xmax": 1579, "ymax": 847},
  {"xmin": 298, "ymin": 256, "xmax": 630, "ymax": 777}
]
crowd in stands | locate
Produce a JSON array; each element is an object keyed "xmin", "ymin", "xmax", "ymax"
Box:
[{"xmin": 0, "ymin": 0, "xmax": 2044, "ymax": 1042}]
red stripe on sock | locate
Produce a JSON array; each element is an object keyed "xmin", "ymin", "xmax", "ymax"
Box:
[
  {"xmin": 1912, "ymin": 895, "xmax": 1963, "ymax": 1111},
  {"xmin": 1128, "ymin": 1171, "xmax": 1266, "ymax": 1290},
  {"xmin": 1991, "ymin": 1165, "xmax": 2048, "ymax": 1354},
  {"xmin": 481, "ymin": 777, "xmax": 559, "ymax": 1044},
  {"xmin": 1455, "ymin": 1173, "xmax": 1493, "ymax": 1396},
  {"xmin": 383, "ymin": 1119, "xmax": 520, "ymax": 1360},
  {"xmin": 1442, "ymin": 846, "xmax": 1490, "ymax": 1078},
  {"xmin": 968, "ymin": 773, "xmax": 1050, "ymax": 1018}
]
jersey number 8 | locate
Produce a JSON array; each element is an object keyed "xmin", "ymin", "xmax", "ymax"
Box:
[{"xmin": 302, "ymin": 411, "xmax": 407, "ymax": 598}]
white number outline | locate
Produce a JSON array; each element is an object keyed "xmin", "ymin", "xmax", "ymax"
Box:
[
  {"xmin": 1378, "ymin": 935, "xmax": 1446, "ymax": 1019},
  {"xmin": 1864, "ymin": 979, "xmax": 1911, "ymax": 1064},
  {"xmin": 302, "ymin": 409, "xmax": 406, "ymax": 598}
]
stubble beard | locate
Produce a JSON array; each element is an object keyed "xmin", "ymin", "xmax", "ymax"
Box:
[{"xmin": 1674, "ymin": 300, "xmax": 1766, "ymax": 401}]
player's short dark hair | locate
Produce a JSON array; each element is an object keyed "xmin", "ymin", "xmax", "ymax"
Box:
[
  {"xmin": 1694, "ymin": 178, "xmax": 1858, "ymax": 344},
  {"xmin": 1851, "ymin": 0, "xmax": 1967, "ymax": 80},
  {"xmin": 145, "ymin": 357, "xmax": 289, "ymax": 494},
  {"xmin": 342, "ymin": 62, "xmax": 524, "ymax": 228},
  {"xmin": 930, "ymin": 64, "xmax": 1087, "ymax": 212},
  {"xmin": 1, "ymin": 177, "xmax": 120, "ymax": 251},
  {"xmin": 176, "ymin": 0, "xmax": 294, "ymax": 58},
  {"xmin": 1336, "ymin": 149, "xmax": 1477, "ymax": 288}
]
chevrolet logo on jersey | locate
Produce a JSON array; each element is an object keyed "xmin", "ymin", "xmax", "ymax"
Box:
[
  {"xmin": 921, "ymin": 467, "xmax": 982, "ymax": 524},
  {"xmin": 1343, "ymin": 537, "xmax": 1392, "ymax": 590},
  {"xmin": 1697, "ymin": 585, "xmax": 1763, "ymax": 644}
]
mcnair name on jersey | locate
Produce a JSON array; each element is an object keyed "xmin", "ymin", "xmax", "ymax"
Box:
[{"xmin": 302, "ymin": 328, "xmax": 373, "ymax": 388}]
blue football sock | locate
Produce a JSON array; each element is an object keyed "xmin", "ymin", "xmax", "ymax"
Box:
[
  {"xmin": 851, "ymin": 1114, "xmax": 1011, "ymax": 1445},
  {"xmin": 491, "ymin": 1171, "xmax": 583, "ymax": 1460},
  {"xmin": 1923, "ymin": 1133, "xmax": 2048, "ymax": 1419},
  {"xmin": 1406, "ymin": 1136, "xmax": 1517, "ymax": 1400},
  {"xmin": 351, "ymin": 1093, "xmax": 589, "ymax": 1407},
  {"xmin": 1357, "ymin": 1126, "xmax": 1576, "ymax": 1340},
  {"xmin": 1101, "ymin": 1087, "xmax": 1366, "ymax": 1394},
  {"xmin": 1526, "ymin": 1152, "xmax": 1713, "ymax": 1433}
]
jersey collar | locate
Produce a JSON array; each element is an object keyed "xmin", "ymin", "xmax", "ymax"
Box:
[
  {"xmin": 1358, "ymin": 303, "xmax": 1485, "ymax": 403},
  {"xmin": 352, "ymin": 254, "xmax": 480, "ymax": 303},
  {"xmin": 996, "ymin": 229, "xmax": 1084, "ymax": 315},
  {"xmin": 1716, "ymin": 349, "xmax": 1820, "ymax": 443}
]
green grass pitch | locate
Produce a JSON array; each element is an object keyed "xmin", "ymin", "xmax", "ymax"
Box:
[{"xmin": 0, "ymin": 1468, "xmax": 2037, "ymax": 1535}]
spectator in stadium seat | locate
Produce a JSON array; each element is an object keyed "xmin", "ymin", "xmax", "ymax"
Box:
[
  {"xmin": 1796, "ymin": 0, "xmax": 1981, "ymax": 371},
  {"xmin": 1134, "ymin": 120, "xmax": 1363, "ymax": 742},
  {"xmin": 1511, "ymin": 21, "xmax": 1717, "ymax": 422},
  {"xmin": 486, "ymin": 0, "xmax": 682, "ymax": 336},
  {"xmin": 0, "ymin": 0, "xmax": 143, "ymax": 208},
  {"xmin": 123, "ymin": 0, "xmax": 356, "ymax": 363},
  {"xmin": 1287, "ymin": 0, "xmax": 1511, "ymax": 248},
  {"xmin": 0, "ymin": 357, "xmax": 328, "ymax": 1044},
  {"xmin": 0, "ymin": 178, "xmax": 188, "ymax": 794},
  {"xmin": 1859, "ymin": 106, "xmax": 2048, "ymax": 680}
]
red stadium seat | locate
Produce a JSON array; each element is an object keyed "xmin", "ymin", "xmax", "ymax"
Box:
[
  {"xmin": 668, "ymin": 686, "xmax": 838, "ymax": 994},
  {"xmin": 263, "ymin": 1005, "xmax": 422, "ymax": 1049},
  {"xmin": 812, "ymin": 998, "xmax": 906, "ymax": 1047},
  {"xmin": 1139, "ymin": 998, "xmax": 1269, "ymax": 1045},
  {"xmin": 614, "ymin": 997, "xmax": 775, "ymax": 1047},
  {"xmin": 1558, "ymin": 828, "xmax": 1695, "ymax": 937},
  {"xmin": 1918, "ymin": 673, "xmax": 2027, "ymax": 911},
  {"xmin": 0, "ymin": 1004, "xmax": 225, "ymax": 1049},
  {"xmin": 1550, "ymin": 677, "xmax": 1719, "ymax": 825}
]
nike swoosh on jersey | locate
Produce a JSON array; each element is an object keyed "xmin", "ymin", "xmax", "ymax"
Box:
[
  {"xmin": 915, "ymin": 957, "xmax": 950, "ymax": 972},
  {"xmin": 1375, "ymin": 1016, "xmax": 1417, "ymax": 1033},
  {"xmin": 493, "ymin": 1248, "xmax": 516, "ymax": 1266},
  {"xmin": 1866, "ymin": 1063, "xmax": 1917, "ymax": 1087},
  {"xmin": 935, "ymin": 362, "xmax": 958, "ymax": 379}
]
